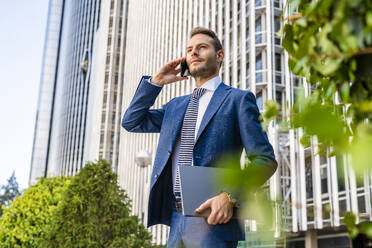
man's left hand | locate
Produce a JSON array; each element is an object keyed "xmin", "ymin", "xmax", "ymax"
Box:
[{"xmin": 195, "ymin": 193, "xmax": 233, "ymax": 225}]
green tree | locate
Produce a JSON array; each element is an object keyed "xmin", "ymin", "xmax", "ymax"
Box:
[
  {"xmin": 0, "ymin": 177, "xmax": 69, "ymax": 248},
  {"xmin": 43, "ymin": 159, "xmax": 155, "ymax": 248},
  {"xmin": 0, "ymin": 171, "xmax": 21, "ymax": 216}
]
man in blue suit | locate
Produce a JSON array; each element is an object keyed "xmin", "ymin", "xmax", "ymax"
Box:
[{"xmin": 122, "ymin": 27, "xmax": 277, "ymax": 247}]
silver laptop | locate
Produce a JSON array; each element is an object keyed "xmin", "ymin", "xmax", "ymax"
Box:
[{"xmin": 179, "ymin": 165, "xmax": 235, "ymax": 218}]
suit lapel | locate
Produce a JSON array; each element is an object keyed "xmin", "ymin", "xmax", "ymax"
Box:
[
  {"xmin": 166, "ymin": 83, "xmax": 231, "ymax": 152},
  {"xmin": 195, "ymin": 83, "xmax": 231, "ymax": 144}
]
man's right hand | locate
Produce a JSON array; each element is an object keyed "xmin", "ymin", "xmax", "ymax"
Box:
[{"xmin": 150, "ymin": 57, "xmax": 189, "ymax": 86}]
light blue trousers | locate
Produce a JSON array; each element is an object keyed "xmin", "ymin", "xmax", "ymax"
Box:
[{"xmin": 166, "ymin": 210, "xmax": 238, "ymax": 248}]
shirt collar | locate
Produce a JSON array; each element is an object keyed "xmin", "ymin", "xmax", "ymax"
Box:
[{"xmin": 197, "ymin": 75, "xmax": 221, "ymax": 91}]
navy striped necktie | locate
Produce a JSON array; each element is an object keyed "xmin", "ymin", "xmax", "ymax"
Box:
[{"xmin": 174, "ymin": 87, "xmax": 207, "ymax": 202}]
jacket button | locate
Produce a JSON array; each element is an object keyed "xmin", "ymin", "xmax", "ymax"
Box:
[
  {"xmin": 168, "ymin": 150, "xmax": 171, "ymax": 155},
  {"xmin": 154, "ymin": 174, "xmax": 158, "ymax": 179}
]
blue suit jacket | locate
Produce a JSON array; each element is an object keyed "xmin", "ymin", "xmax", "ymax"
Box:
[{"xmin": 122, "ymin": 76, "xmax": 277, "ymax": 241}]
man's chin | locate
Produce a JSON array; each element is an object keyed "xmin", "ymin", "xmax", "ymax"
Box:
[
  {"xmin": 191, "ymin": 68, "xmax": 214, "ymax": 78},
  {"xmin": 190, "ymin": 67, "xmax": 207, "ymax": 77}
]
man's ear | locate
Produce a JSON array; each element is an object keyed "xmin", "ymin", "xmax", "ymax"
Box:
[
  {"xmin": 216, "ymin": 50, "xmax": 224, "ymax": 67},
  {"xmin": 216, "ymin": 50, "xmax": 224, "ymax": 64}
]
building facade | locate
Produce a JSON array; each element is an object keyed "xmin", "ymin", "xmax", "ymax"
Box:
[
  {"xmin": 46, "ymin": 0, "xmax": 101, "ymax": 176},
  {"xmin": 83, "ymin": 0, "xmax": 129, "ymax": 173},
  {"xmin": 29, "ymin": 0, "xmax": 65, "ymax": 185},
  {"xmin": 117, "ymin": 0, "xmax": 371, "ymax": 247},
  {"xmin": 31, "ymin": 0, "xmax": 130, "ymax": 180},
  {"xmin": 31, "ymin": 0, "xmax": 119, "ymax": 180}
]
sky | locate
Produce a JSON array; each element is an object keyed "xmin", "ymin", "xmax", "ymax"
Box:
[{"xmin": 0, "ymin": 0, "xmax": 49, "ymax": 190}]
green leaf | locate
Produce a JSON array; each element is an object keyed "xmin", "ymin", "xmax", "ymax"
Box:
[
  {"xmin": 278, "ymin": 120, "xmax": 290, "ymax": 132},
  {"xmin": 344, "ymin": 212, "xmax": 356, "ymax": 229},
  {"xmin": 300, "ymin": 135, "xmax": 310, "ymax": 147},
  {"xmin": 293, "ymin": 57, "xmax": 309, "ymax": 75},
  {"xmin": 347, "ymin": 0, "xmax": 362, "ymax": 8},
  {"xmin": 360, "ymin": 222, "xmax": 372, "ymax": 238},
  {"xmin": 340, "ymin": 83, "xmax": 350, "ymax": 103},
  {"xmin": 350, "ymin": 123, "xmax": 372, "ymax": 175},
  {"xmin": 349, "ymin": 227, "xmax": 359, "ymax": 238},
  {"xmin": 282, "ymin": 24, "xmax": 295, "ymax": 55},
  {"xmin": 367, "ymin": 11, "xmax": 372, "ymax": 27},
  {"xmin": 314, "ymin": 57, "xmax": 343, "ymax": 76},
  {"xmin": 356, "ymin": 101, "xmax": 372, "ymax": 113},
  {"xmin": 296, "ymin": 17, "xmax": 307, "ymax": 27},
  {"xmin": 289, "ymin": 0, "xmax": 301, "ymax": 14},
  {"xmin": 263, "ymin": 100, "xmax": 280, "ymax": 120}
]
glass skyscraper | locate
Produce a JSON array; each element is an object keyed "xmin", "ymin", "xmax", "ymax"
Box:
[
  {"xmin": 29, "ymin": 0, "xmax": 65, "ymax": 185},
  {"xmin": 30, "ymin": 0, "xmax": 102, "ymax": 180},
  {"xmin": 47, "ymin": 0, "xmax": 101, "ymax": 176}
]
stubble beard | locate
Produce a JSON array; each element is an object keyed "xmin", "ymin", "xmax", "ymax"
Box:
[{"xmin": 190, "ymin": 56, "xmax": 219, "ymax": 79}]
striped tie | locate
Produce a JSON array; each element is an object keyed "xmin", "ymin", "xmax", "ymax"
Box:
[{"xmin": 174, "ymin": 87, "xmax": 207, "ymax": 202}]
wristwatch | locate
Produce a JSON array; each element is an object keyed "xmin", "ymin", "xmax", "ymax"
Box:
[{"xmin": 220, "ymin": 191, "xmax": 239, "ymax": 208}]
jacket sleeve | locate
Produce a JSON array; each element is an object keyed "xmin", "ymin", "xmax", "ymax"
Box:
[
  {"xmin": 237, "ymin": 91, "xmax": 278, "ymax": 184},
  {"xmin": 122, "ymin": 76, "xmax": 166, "ymax": 133}
]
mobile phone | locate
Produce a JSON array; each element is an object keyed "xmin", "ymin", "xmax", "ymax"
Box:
[{"xmin": 180, "ymin": 60, "xmax": 191, "ymax": 77}]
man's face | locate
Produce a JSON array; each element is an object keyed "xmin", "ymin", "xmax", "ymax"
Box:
[{"xmin": 186, "ymin": 34, "xmax": 222, "ymax": 78}]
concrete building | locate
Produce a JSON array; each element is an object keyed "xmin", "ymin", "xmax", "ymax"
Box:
[
  {"xmin": 83, "ymin": 0, "xmax": 129, "ymax": 173},
  {"xmin": 117, "ymin": 0, "xmax": 371, "ymax": 247}
]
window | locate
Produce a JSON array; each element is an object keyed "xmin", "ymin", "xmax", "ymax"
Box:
[
  {"xmin": 276, "ymin": 74, "xmax": 282, "ymax": 85},
  {"xmin": 321, "ymin": 167, "xmax": 328, "ymax": 194},
  {"xmin": 275, "ymin": 53, "xmax": 281, "ymax": 71},
  {"xmin": 276, "ymin": 90, "xmax": 282, "ymax": 107},
  {"xmin": 256, "ymin": 91, "xmax": 263, "ymax": 110},
  {"xmin": 256, "ymin": 53, "xmax": 262, "ymax": 70},
  {"xmin": 336, "ymin": 156, "xmax": 346, "ymax": 191},
  {"xmin": 274, "ymin": 0, "xmax": 280, "ymax": 8},
  {"xmin": 305, "ymin": 156, "xmax": 313, "ymax": 198},
  {"xmin": 358, "ymin": 196, "xmax": 366, "ymax": 213},
  {"xmin": 274, "ymin": 16, "xmax": 281, "ymax": 33},
  {"xmin": 339, "ymin": 199, "xmax": 347, "ymax": 215},
  {"xmin": 256, "ymin": 71, "xmax": 262, "ymax": 82}
]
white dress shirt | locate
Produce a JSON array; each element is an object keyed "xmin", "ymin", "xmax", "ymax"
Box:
[{"xmin": 146, "ymin": 76, "xmax": 222, "ymax": 187}]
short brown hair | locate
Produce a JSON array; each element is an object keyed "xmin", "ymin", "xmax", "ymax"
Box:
[{"xmin": 190, "ymin": 27, "xmax": 223, "ymax": 52}]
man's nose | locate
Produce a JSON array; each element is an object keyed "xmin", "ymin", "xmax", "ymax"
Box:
[{"xmin": 190, "ymin": 47, "xmax": 199, "ymax": 57}]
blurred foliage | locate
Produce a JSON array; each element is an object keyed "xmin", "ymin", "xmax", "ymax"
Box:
[
  {"xmin": 223, "ymin": 0, "xmax": 372, "ymax": 241},
  {"xmin": 0, "ymin": 160, "xmax": 157, "ymax": 248},
  {"xmin": 344, "ymin": 211, "xmax": 372, "ymax": 240},
  {"xmin": 0, "ymin": 177, "xmax": 68, "ymax": 248},
  {"xmin": 0, "ymin": 171, "xmax": 20, "ymax": 216},
  {"xmin": 280, "ymin": 0, "xmax": 372, "ymax": 158},
  {"xmin": 215, "ymin": 155, "xmax": 275, "ymax": 232},
  {"xmin": 260, "ymin": 100, "xmax": 280, "ymax": 130},
  {"xmin": 281, "ymin": 0, "xmax": 372, "ymax": 239}
]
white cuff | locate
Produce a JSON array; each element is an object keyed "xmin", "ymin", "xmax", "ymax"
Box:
[{"xmin": 146, "ymin": 77, "xmax": 163, "ymax": 87}]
